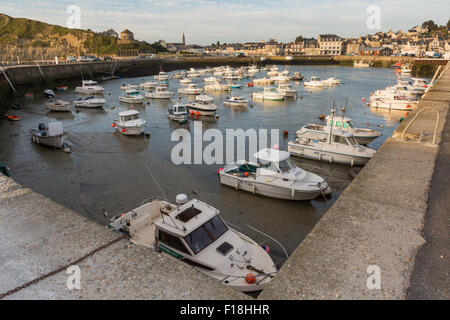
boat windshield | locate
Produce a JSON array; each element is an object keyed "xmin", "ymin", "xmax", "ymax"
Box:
[
  {"xmin": 345, "ymin": 120, "xmax": 354, "ymax": 128},
  {"xmin": 176, "ymin": 106, "xmax": 187, "ymax": 113},
  {"xmin": 122, "ymin": 114, "xmax": 139, "ymax": 121},
  {"xmin": 278, "ymin": 158, "xmax": 295, "ymax": 173},
  {"xmin": 184, "ymin": 216, "xmax": 229, "ymax": 255},
  {"xmin": 347, "ymin": 135, "xmax": 358, "ymax": 146}
]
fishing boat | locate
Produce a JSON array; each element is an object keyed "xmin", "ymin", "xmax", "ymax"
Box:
[
  {"xmin": 44, "ymin": 89, "xmax": 55, "ymax": 98},
  {"xmin": 304, "ymin": 77, "xmax": 327, "ymax": 87},
  {"xmin": 119, "ymin": 89, "xmax": 146, "ymax": 104},
  {"xmin": 178, "ymin": 83, "xmax": 203, "ymax": 95},
  {"xmin": 252, "ymin": 87, "xmax": 284, "ymax": 101},
  {"xmin": 288, "ymin": 124, "xmax": 376, "ymax": 166},
  {"xmin": 253, "ymin": 77, "xmax": 275, "ymax": 85},
  {"xmin": 187, "ymin": 95, "xmax": 217, "ymax": 116},
  {"xmin": 154, "ymin": 71, "xmax": 169, "ymax": 81},
  {"xmin": 219, "ymin": 148, "xmax": 331, "ymax": 200},
  {"xmin": 45, "ymin": 100, "xmax": 71, "ymax": 112},
  {"xmin": 140, "ymin": 81, "xmax": 158, "ymax": 89},
  {"xmin": 323, "ymin": 114, "xmax": 382, "ymax": 145},
  {"xmin": 120, "ymin": 84, "xmax": 140, "ymax": 90},
  {"xmin": 107, "ymin": 194, "xmax": 277, "ymax": 292},
  {"xmin": 167, "ymin": 104, "xmax": 189, "ymax": 123},
  {"xmin": 146, "ymin": 87, "xmax": 174, "ymax": 99},
  {"xmin": 75, "ymin": 80, "xmax": 104, "ymax": 94},
  {"xmin": 30, "ymin": 122, "xmax": 68, "ymax": 150},
  {"xmin": 277, "ymin": 84, "xmax": 297, "ymax": 98},
  {"xmin": 112, "ymin": 110, "xmax": 147, "ymax": 135},
  {"xmin": 73, "ymin": 96, "xmax": 106, "ymax": 108},
  {"xmin": 204, "ymin": 82, "xmax": 231, "ymax": 92},
  {"xmin": 223, "ymin": 96, "xmax": 249, "ymax": 107}
]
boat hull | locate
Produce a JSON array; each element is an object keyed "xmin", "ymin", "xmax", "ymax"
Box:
[
  {"xmin": 30, "ymin": 131, "xmax": 67, "ymax": 149},
  {"xmin": 119, "ymin": 96, "xmax": 145, "ymax": 104},
  {"xmin": 116, "ymin": 124, "xmax": 146, "ymax": 136}
]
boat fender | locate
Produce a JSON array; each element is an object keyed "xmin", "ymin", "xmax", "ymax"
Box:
[
  {"xmin": 262, "ymin": 245, "xmax": 270, "ymax": 253},
  {"xmin": 245, "ymin": 274, "xmax": 256, "ymax": 284},
  {"xmin": 243, "ymin": 172, "xmax": 249, "ymax": 177},
  {"xmin": 38, "ymin": 123, "xmax": 46, "ymax": 131}
]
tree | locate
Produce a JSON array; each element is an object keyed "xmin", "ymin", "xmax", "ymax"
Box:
[
  {"xmin": 295, "ymin": 35, "xmax": 304, "ymax": 42},
  {"xmin": 422, "ymin": 20, "xmax": 438, "ymax": 32},
  {"xmin": 447, "ymin": 19, "xmax": 450, "ymax": 28}
]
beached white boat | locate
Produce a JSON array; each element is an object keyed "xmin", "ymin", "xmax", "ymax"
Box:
[
  {"xmin": 73, "ymin": 96, "xmax": 106, "ymax": 108},
  {"xmin": 323, "ymin": 77, "xmax": 341, "ymax": 85},
  {"xmin": 107, "ymin": 194, "xmax": 277, "ymax": 292},
  {"xmin": 304, "ymin": 76, "xmax": 327, "ymax": 87},
  {"xmin": 30, "ymin": 122, "xmax": 68, "ymax": 149},
  {"xmin": 204, "ymin": 82, "xmax": 231, "ymax": 92},
  {"xmin": 354, "ymin": 60, "xmax": 371, "ymax": 68},
  {"xmin": 119, "ymin": 89, "xmax": 145, "ymax": 104},
  {"xmin": 168, "ymin": 104, "xmax": 189, "ymax": 123},
  {"xmin": 277, "ymin": 84, "xmax": 297, "ymax": 98},
  {"xmin": 154, "ymin": 72, "xmax": 169, "ymax": 81},
  {"xmin": 252, "ymin": 87, "xmax": 284, "ymax": 101},
  {"xmin": 323, "ymin": 114, "xmax": 382, "ymax": 145},
  {"xmin": 146, "ymin": 87, "xmax": 174, "ymax": 99},
  {"xmin": 112, "ymin": 110, "xmax": 146, "ymax": 135},
  {"xmin": 44, "ymin": 89, "xmax": 55, "ymax": 98},
  {"xmin": 178, "ymin": 83, "xmax": 203, "ymax": 95},
  {"xmin": 140, "ymin": 81, "xmax": 158, "ymax": 89},
  {"xmin": 75, "ymin": 80, "xmax": 104, "ymax": 94},
  {"xmin": 187, "ymin": 95, "xmax": 217, "ymax": 116},
  {"xmin": 223, "ymin": 96, "xmax": 249, "ymax": 107},
  {"xmin": 288, "ymin": 124, "xmax": 376, "ymax": 166},
  {"xmin": 45, "ymin": 100, "xmax": 71, "ymax": 112},
  {"xmin": 219, "ymin": 148, "xmax": 331, "ymax": 200}
]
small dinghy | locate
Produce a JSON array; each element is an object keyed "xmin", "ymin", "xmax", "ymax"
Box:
[
  {"xmin": 223, "ymin": 96, "xmax": 249, "ymax": 107},
  {"xmin": 107, "ymin": 194, "xmax": 278, "ymax": 292},
  {"xmin": 30, "ymin": 122, "xmax": 68, "ymax": 150},
  {"xmin": 45, "ymin": 100, "xmax": 71, "ymax": 112},
  {"xmin": 168, "ymin": 104, "xmax": 189, "ymax": 123},
  {"xmin": 55, "ymin": 86, "xmax": 68, "ymax": 91},
  {"xmin": 44, "ymin": 89, "xmax": 55, "ymax": 98},
  {"xmin": 112, "ymin": 110, "xmax": 147, "ymax": 135},
  {"xmin": 219, "ymin": 148, "xmax": 331, "ymax": 200},
  {"xmin": 7, "ymin": 115, "xmax": 20, "ymax": 121},
  {"xmin": 73, "ymin": 96, "xmax": 106, "ymax": 108}
]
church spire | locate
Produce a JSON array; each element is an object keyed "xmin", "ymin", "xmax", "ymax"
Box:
[{"xmin": 182, "ymin": 33, "xmax": 185, "ymax": 46}]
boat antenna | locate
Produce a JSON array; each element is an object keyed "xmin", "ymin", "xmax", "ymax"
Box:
[
  {"xmin": 246, "ymin": 225, "xmax": 289, "ymax": 260},
  {"xmin": 144, "ymin": 163, "xmax": 168, "ymax": 200},
  {"xmin": 329, "ymin": 99, "xmax": 336, "ymax": 144},
  {"xmin": 341, "ymin": 96, "xmax": 348, "ymax": 129}
]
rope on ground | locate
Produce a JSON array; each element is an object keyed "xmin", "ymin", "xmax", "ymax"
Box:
[{"xmin": 0, "ymin": 234, "xmax": 126, "ymax": 299}]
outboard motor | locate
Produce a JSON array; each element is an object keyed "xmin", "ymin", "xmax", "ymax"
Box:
[{"xmin": 38, "ymin": 123, "xmax": 46, "ymax": 131}]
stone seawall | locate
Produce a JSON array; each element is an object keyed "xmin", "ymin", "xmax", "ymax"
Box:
[{"xmin": 0, "ymin": 72, "xmax": 12, "ymax": 116}]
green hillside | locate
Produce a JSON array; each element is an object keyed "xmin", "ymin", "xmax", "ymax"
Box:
[{"xmin": 0, "ymin": 13, "xmax": 167, "ymax": 58}]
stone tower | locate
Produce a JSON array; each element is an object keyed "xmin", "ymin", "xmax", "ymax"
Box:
[{"xmin": 182, "ymin": 33, "xmax": 186, "ymax": 46}]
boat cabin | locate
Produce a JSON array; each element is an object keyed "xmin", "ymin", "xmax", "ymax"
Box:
[
  {"xmin": 82, "ymin": 80, "xmax": 98, "ymax": 86},
  {"xmin": 125, "ymin": 89, "xmax": 141, "ymax": 96},
  {"xmin": 310, "ymin": 76, "xmax": 321, "ymax": 81},
  {"xmin": 119, "ymin": 110, "xmax": 140, "ymax": 122},
  {"xmin": 170, "ymin": 104, "xmax": 188, "ymax": 114},
  {"xmin": 326, "ymin": 116, "xmax": 354, "ymax": 130},
  {"xmin": 195, "ymin": 95, "xmax": 214, "ymax": 104},
  {"xmin": 297, "ymin": 125, "xmax": 359, "ymax": 146}
]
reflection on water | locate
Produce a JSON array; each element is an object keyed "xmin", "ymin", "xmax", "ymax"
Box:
[{"xmin": 0, "ymin": 65, "xmax": 418, "ymax": 259}]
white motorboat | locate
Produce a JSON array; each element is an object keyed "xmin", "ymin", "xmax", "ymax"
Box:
[
  {"xmin": 395, "ymin": 80, "xmax": 425, "ymax": 96},
  {"xmin": 187, "ymin": 95, "xmax": 217, "ymax": 116},
  {"xmin": 73, "ymin": 96, "xmax": 106, "ymax": 108},
  {"xmin": 223, "ymin": 96, "xmax": 249, "ymax": 107},
  {"xmin": 292, "ymin": 72, "xmax": 304, "ymax": 81},
  {"xmin": 277, "ymin": 84, "xmax": 297, "ymax": 98},
  {"xmin": 354, "ymin": 60, "xmax": 371, "ymax": 68},
  {"xmin": 288, "ymin": 124, "xmax": 376, "ymax": 166},
  {"xmin": 369, "ymin": 96, "xmax": 419, "ymax": 110},
  {"xmin": 253, "ymin": 77, "xmax": 275, "ymax": 85},
  {"xmin": 75, "ymin": 80, "xmax": 104, "ymax": 94},
  {"xmin": 323, "ymin": 114, "xmax": 382, "ymax": 145},
  {"xmin": 267, "ymin": 66, "xmax": 279, "ymax": 76},
  {"xmin": 112, "ymin": 110, "xmax": 146, "ymax": 135},
  {"xmin": 270, "ymin": 75, "xmax": 291, "ymax": 83},
  {"xmin": 120, "ymin": 83, "xmax": 139, "ymax": 90},
  {"xmin": 203, "ymin": 76, "xmax": 218, "ymax": 84},
  {"xmin": 119, "ymin": 89, "xmax": 145, "ymax": 104},
  {"xmin": 146, "ymin": 86, "xmax": 174, "ymax": 99},
  {"xmin": 180, "ymin": 78, "xmax": 192, "ymax": 85},
  {"xmin": 222, "ymin": 75, "xmax": 241, "ymax": 81},
  {"xmin": 204, "ymin": 82, "xmax": 231, "ymax": 92},
  {"xmin": 171, "ymin": 71, "xmax": 186, "ymax": 79},
  {"xmin": 107, "ymin": 194, "xmax": 277, "ymax": 292},
  {"xmin": 401, "ymin": 64, "xmax": 411, "ymax": 74},
  {"xmin": 154, "ymin": 71, "xmax": 169, "ymax": 81},
  {"xmin": 304, "ymin": 77, "xmax": 327, "ymax": 87},
  {"xmin": 323, "ymin": 77, "xmax": 341, "ymax": 85},
  {"xmin": 252, "ymin": 87, "xmax": 284, "ymax": 101},
  {"xmin": 219, "ymin": 148, "xmax": 331, "ymax": 200},
  {"xmin": 44, "ymin": 89, "xmax": 55, "ymax": 98},
  {"xmin": 45, "ymin": 100, "xmax": 71, "ymax": 112},
  {"xmin": 140, "ymin": 81, "xmax": 158, "ymax": 89},
  {"xmin": 30, "ymin": 122, "xmax": 68, "ymax": 150},
  {"xmin": 412, "ymin": 77, "xmax": 430, "ymax": 89},
  {"xmin": 168, "ymin": 103, "xmax": 189, "ymax": 123},
  {"xmin": 178, "ymin": 83, "xmax": 203, "ymax": 95}
]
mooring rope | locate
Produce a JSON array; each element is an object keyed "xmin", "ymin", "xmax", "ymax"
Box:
[{"xmin": 0, "ymin": 234, "xmax": 126, "ymax": 299}]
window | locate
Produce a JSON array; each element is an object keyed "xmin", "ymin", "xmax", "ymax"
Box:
[
  {"xmin": 184, "ymin": 216, "xmax": 229, "ymax": 254},
  {"xmin": 278, "ymin": 158, "xmax": 295, "ymax": 173},
  {"xmin": 159, "ymin": 230, "xmax": 190, "ymax": 255},
  {"xmin": 333, "ymin": 135, "xmax": 349, "ymax": 145}
]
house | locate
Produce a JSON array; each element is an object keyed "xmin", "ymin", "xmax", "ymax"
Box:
[
  {"xmin": 264, "ymin": 40, "xmax": 284, "ymax": 56},
  {"xmin": 318, "ymin": 34, "xmax": 343, "ymax": 55},
  {"xmin": 286, "ymin": 41, "xmax": 304, "ymax": 55},
  {"xmin": 360, "ymin": 47, "xmax": 393, "ymax": 56},
  {"xmin": 166, "ymin": 33, "xmax": 187, "ymax": 52},
  {"xmin": 117, "ymin": 29, "xmax": 137, "ymax": 44},
  {"xmin": 343, "ymin": 39, "xmax": 363, "ymax": 55},
  {"xmin": 303, "ymin": 39, "xmax": 320, "ymax": 55},
  {"xmin": 428, "ymin": 34, "xmax": 445, "ymax": 53}
]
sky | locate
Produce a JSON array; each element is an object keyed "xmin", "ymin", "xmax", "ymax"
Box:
[{"xmin": 0, "ymin": 0, "xmax": 448, "ymax": 45}]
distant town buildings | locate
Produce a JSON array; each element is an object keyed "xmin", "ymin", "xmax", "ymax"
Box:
[
  {"xmin": 118, "ymin": 29, "xmax": 137, "ymax": 44},
  {"xmin": 318, "ymin": 34, "xmax": 343, "ymax": 55}
]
